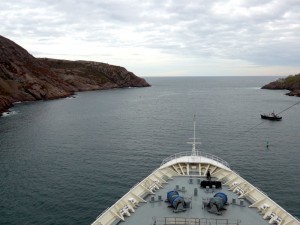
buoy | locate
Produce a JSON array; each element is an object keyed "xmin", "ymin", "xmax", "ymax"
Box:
[{"xmin": 266, "ymin": 139, "xmax": 269, "ymax": 149}]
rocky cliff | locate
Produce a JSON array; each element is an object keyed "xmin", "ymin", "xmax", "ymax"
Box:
[
  {"xmin": 0, "ymin": 35, "xmax": 150, "ymax": 114},
  {"xmin": 39, "ymin": 58, "xmax": 150, "ymax": 90},
  {"xmin": 261, "ymin": 74, "xmax": 300, "ymax": 97}
]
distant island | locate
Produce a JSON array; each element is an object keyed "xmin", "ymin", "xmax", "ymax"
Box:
[
  {"xmin": 262, "ymin": 74, "xmax": 300, "ymax": 97},
  {"xmin": 0, "ymin": 35, "xmax": 150, "ymax": 115}
]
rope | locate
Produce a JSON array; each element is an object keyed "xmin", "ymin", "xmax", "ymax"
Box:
[
  {"xmin": 234, "ymin": 121, "xmax": 266, "ymax": 139},
  {"xmin": 228, "ymin": 99, "xmax": 300, "ymax": 140},
  {"xmin": 276, "ymin": 99, "xmax": 300, "ymax": 115}
]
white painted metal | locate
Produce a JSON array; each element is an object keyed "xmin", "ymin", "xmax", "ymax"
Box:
[
  {"xmin": 91, "ymin": 120, "xmax": 299, "ymax": 225},
  {"xmin": 187, "ymin": 115, "xmax": 201, "ymax": 155},
  {"xmin": 91, "ymin": 153, "xmax": 300, "ymax": 225}
]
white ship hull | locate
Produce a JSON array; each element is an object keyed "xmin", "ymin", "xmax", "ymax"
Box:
[
  {"xmin": 92, "ymin": 118, "xmax": 299, "ymax": 225},
  {"xmin": 92, "ymin": 151, "xmax": 300, "ymax": 225}
]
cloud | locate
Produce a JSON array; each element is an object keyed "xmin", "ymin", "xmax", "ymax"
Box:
[{"xmin": 0, "ymin": 0, "xmax": 300, "ymax": 76}]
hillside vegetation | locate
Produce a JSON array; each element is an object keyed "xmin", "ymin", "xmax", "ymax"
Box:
[{"xmin": 261, "ymin": 73, "xmax": 300, "ymax": 97}]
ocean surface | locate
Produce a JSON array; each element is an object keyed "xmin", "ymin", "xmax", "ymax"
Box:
[{"xmin": 0, "ymin": 77, "xmax": 299, "ymax": 225}]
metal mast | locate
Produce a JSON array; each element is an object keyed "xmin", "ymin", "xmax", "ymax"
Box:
[{"xmin": 187, "ymin": 115, "xmax": 201, "ymax": 155}]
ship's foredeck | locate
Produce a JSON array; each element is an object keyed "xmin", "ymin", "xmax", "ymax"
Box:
[
  {"xmin": 92, "ymin": 151, "xmax": 300, "ymax": 225},
  {"xmin": 116, "ymin": 176, "xmax": 269, "ymax": 225}
]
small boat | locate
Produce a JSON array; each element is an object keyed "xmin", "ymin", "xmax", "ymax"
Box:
[{"xmin": 261, "ymin": 112, "xmax": 282, "ymax": 121}]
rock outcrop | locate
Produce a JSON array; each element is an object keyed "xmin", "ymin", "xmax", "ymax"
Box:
[
  {"xmin": 261, "ymin": 74, "xmax": 300, "ymax": 97},
  {"xmin": 39, "ymin": 58, "xmax": 150, "ymax": 90},
  {"xmin": 0, "ymin": 35, "xmax": 150, "ymax": 114}
]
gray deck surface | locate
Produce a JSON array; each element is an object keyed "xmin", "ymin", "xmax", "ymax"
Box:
[{"xmin": 116, "ymin": 176, "xmax": 271, "ymax": 225}]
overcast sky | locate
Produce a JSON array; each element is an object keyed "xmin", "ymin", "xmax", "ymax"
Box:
[{"xmin": 1, "ymin": 0, "xmax": 300, "ymax": 77}]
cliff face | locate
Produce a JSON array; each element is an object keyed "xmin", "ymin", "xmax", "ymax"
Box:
[
  {"xmin": 39, "ymin": 58, "xmax": 150, "ymax": 90},
  {"xmin": 261, "ymin": 74, "xmax": 300, "ymax": 97},
  {"xmin": 0, "ymin": 35, "xmax": 150, "ymax": 114}
]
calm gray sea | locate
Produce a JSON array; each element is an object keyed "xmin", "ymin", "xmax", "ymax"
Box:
[{"xmin": 0, "ymin": 77, "xmax": 299, "ymax": 225}]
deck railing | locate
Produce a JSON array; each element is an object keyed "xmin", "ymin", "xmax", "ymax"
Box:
[
  {"xmin": 152, "ymin": 217, "xmax": 241, "ymax": 225},
  {"xmin": 161, "ymin": 151, "xmax": 230, "ymax": 168},
  {"xmin": 96, "ymin": 207, "xmax": 109, "ymax": 220}
]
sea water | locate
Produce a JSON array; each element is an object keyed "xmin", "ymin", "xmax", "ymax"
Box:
[{"xmin": 0, "ymin": 77, "xmax": 299, "ymax": 225}]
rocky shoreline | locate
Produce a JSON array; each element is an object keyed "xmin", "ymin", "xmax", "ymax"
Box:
[
  {"xmin": 261, "ymin": 74, "xmax": 300, "ymax": 97},
  {"xmin": 0, "ymin": 35, "xmax": 150, "ymax": 115}
]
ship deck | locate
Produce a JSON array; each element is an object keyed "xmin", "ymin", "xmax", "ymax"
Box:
[
  {"xmin": 93, "ymin": 150, "xmax": 299, "ymax": 225},
  {"xmin": 114, "ymin": 176, "xmax": 269, "ymax": 225}
]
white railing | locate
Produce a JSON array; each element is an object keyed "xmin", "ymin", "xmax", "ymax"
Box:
[
  {"xmin": 152, "ymin": 217, "xmax": 241, "ymax": 225},
  {"xmin": 96, "ymin": 207, "xmax": 109, "ymax": 220},
  {"xmin": 161, "ymin": 151, "xmax": 230, "ymax": 168}
]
